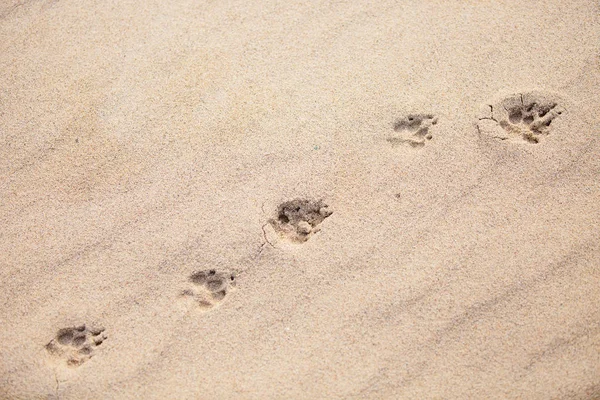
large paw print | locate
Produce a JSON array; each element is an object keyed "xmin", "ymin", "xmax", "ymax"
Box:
[
  {"xmin": 180, "ymin": 269, "xmax": 236, "ymax": 311},
  {"xmin": 387, "ymin": 114, "xmax": 438, "ymax": 148},
  {"xmin": 45, "ymin": 324, "xmax": 107, "ymax": 367},
  {"xmin": 269, "ymin": 198, "xmax": 332, "ymax": 243},
  {"xmin": 478, "ymin": 91, "xmax": 564, "ymax": 144}
]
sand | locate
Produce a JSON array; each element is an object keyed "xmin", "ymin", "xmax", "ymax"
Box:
[{"xmin": 1, "ymin": 0, "xmax": 599, "ymax": 399}]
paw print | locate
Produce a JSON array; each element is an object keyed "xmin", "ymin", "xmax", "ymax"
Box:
[
  {"xmin": 387, "ymin": 114, "xmax": 438, "ymax": 148},
  {"xmin": 45, "ymin": 324, "xmax": 107, "ymax": 367},
  {"xmin": 269, "ymin": 198, "xmax": 333, "ymax": 243},
  {"xmin": 500, "ymin": 100, "xmax": 562, "ymax": 143},
  {"xmin": 180, "ymin": 269, "xmax": 236, "ymax": 310},
  {"xmin": 478, "ymin": 91, "xmax": 564, "ymax": 144}
]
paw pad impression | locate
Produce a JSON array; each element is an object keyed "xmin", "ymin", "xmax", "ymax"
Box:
[{"xmin": 269, "ymin": 199, "xmax": 332, "ymax": 243}]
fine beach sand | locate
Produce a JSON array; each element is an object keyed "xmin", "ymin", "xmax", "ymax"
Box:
[{"xmin": 1, "ymin": 0, "xmax": 599, "ymax": 399}]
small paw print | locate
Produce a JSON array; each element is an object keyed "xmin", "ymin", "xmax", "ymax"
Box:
[
  {"xmin": 500, "ymin": 100, "xmax": 562, "ymax": 143},
  {"xmin": 388, "ymin": 114, "xmax": 438, "ymax": 148},
  {"xmin": 269, "ymin": 199, "xmax": 332, "ymax": 243},
  {"xmin": 45, "ymin": 324, "xmax": 107, "ymax": 367},
  {"xmin": 478, "ymin": 91, "xmax": 564, "ymax": 144},
  {"xmin": 180, "ymin": 269, "xmax": 236, "ymax": 311}
]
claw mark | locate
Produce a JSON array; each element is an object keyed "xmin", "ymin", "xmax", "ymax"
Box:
[
  {"xmin": 255, "ymin": 223, "xmax": 275, "ymax": 257},
  {"xmin": 54, "ymin": 371, "xmax": 60, "ymax": 399},
  {"xmin": 261, "ymin": 223, "xmax": 274, "ymax": 248},
  {"xmin": 478, "ymin": 105, "xmax": 498, "ymax": 123}
]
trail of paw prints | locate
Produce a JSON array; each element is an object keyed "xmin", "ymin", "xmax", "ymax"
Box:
[
  {"xmin": 387, "ymin": 114, "xmax": 438, "ymax": 148},
  {"xmin": 478, "ymin": 91, "xmax": 564, "ymax": 144},
  {"xmin": 268, "ymin": 198, "xmax": 332, "ymax": 243},
  {"xmin": 180, "ymin": 269, "xmax": 236, "ymax": 311},
  {"xmin": 45, "ymin": 324, "xmax": 106, "ymax": 368}
]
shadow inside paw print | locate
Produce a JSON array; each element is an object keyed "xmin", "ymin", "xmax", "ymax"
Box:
[
  {"xmin": 45, "ymin": 324, "xmax": 106, "ymax": 367},
  {"xmin": 500, "ymin": 100, "xmax": 562, "ymax": 144},
  {"xmin": 269, "ymin": 199, "xmax": 332, "ymax": 243},
  {"xmin": 181, "ymin": 269, "xmax": 236, "ymax": 310},
  {"xmin": 388, "ymin": 114, "xmax": 438, "ymax": 148},
  {"xmin": 478, "ymin": 91, "xmax": 564, "ymax": 144}
]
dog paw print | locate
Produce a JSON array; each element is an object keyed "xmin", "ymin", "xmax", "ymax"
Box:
[
  {"xmin": 478, "ymin": 91, "xmax": 564, "ymax": 144},
  {"xmin": 180, "ymin": 269, "xmax": 236, "ymax": 311},
  {"xmin": 45, "ymin": 325, "xmax": 107, "ymax": 367},
  {"xmin": 387, "ymin": 114, "xmax": 438, "ymax": 148},
  {"xmin": 269, "ymin": 198, "xmax": 332, "ymax": 243}
]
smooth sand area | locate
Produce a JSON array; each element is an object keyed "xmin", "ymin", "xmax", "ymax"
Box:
[{"xmin": 1, "ymin": 1, "xmax": 599, "ymax": 399}]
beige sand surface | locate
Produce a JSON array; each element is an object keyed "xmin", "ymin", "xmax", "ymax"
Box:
[{"xmin": 1, "ymin": 0, "xmax": 599, "ymax": 399}]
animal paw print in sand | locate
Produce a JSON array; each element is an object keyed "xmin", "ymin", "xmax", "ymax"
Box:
[
  {"xmin": 387, "ymin": 114, "xmax": 438, "ymax": 148},
  {"xmin": 45, "ymin": 324, "xmax": 106, "ymax": 367},
  {"xmin": 269, "ymin": 199, "xmax": 333, "ymax": 243},
  {"xmin": 478, "ymin": 91, "xmax": 564, "ymax": 144},
  {"xmin": 181, "ymin": 269, "xmax": 236, "ymax": 311}
]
